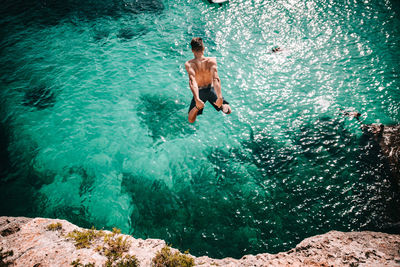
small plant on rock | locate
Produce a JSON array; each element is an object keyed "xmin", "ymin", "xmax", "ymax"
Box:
[
  {"xmin": 112, "ymin": 228, "xmax": 121, "ymax": 234},
  {"xmin": 152, "ymin": 245, "xmax": 194, "ymax": 267},
  {"xmin": 67, "ymin": 227, "xmax": 139, "ymax": 267},
  {"xmin": 102, "ymin": 231, "xmax": 131, "ymax": 263},
  {"xmin": 66, "ymin": 227, "xmax": 104, "ymax": 249},
  {"xmin": 47, "ymin": 222, "xmax": 62, "ymax": 231},
  {"xmin": 70, "ymin": 258, "xmax": 95, "ymax": 267},
  {"xmin": 107, "ymin": 254, "xmax": 139, "ymax": 267}
]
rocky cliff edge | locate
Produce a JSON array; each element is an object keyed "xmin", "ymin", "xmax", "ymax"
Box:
[{"xmin": 1, "ymin": 217, "xmax": 399, "ymax": 266}]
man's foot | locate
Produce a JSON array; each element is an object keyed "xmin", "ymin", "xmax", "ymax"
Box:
[{"xmin": 222, "ymin": 104, "xmax": 231, "ymax": 114}]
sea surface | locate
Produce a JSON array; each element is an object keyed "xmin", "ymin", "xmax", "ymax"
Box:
[{"xmin": 1, "ymin": 0, "xmax": 399, "ymax": 259}]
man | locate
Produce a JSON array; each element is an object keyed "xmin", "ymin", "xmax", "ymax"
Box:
[
  {"xmin": 271, "ymin": 46, "xmax": 282, "ymax": 53},
  {"xmin": 185, "ymin": 37, "xmax": 231, "ymax": 123}
]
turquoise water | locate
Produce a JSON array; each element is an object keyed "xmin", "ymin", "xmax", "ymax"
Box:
[{"xmin": 1, "ymin": 0, "xmax": 400, "ymax": 258}]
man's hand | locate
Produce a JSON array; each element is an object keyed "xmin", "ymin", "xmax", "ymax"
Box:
[
  {"xmin": 195, "ymin": 99, "xmax": 205, "ymax": 110},
  {"xmin": 215, "ymin": 97, "xmax": 223, "ymax": 108}
]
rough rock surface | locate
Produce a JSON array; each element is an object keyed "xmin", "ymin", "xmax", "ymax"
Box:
[
  {"xmin": 1, "ymin": 216, "xmax": 400, "ymax": 266},
  {"xmin": 361, "ymin": 123, "xmax": 400, "ymax": 189},
  {"xmin": 342, "ymin": 112, "xmax": 400, "ymax": 189}
]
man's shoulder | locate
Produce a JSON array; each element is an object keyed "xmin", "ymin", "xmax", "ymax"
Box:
[
  {"xmin": 185, "ymin": 59, "xmax": 194, "ymax": 69},
  {"xmin": 206, "ymin": 57, "xmax": 217, "ymax": 63},
  {"xmin": 206, "ymin": 57, "xmax": 217, "ymax": 68},
  {"xmin": 185, "ymin": 59, "xmax": 194, "ymax": 67},
  {"xmin": 207, "ymin": 57, "xmax": 217, "ymax": 67}
]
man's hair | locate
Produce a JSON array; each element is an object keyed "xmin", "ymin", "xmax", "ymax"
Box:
[{"xmin": 191, "ymin": 37, "xmax": 204, "ymax": 52}]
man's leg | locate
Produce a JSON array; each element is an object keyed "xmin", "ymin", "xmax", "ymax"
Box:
[
  {"xmin": 188, "ymin": 106, "xmax": 200, "ymax": 123},
  {"xmin": 188, "ymin": 97, "xmax": 204, "ymax": 123},
  {"xmin": 209, "ymin": 87, "xmax": 231, "ymax": 115},
  {"xmin": 211, "ymin": 100, "xmax": 231, "ymax": 114}
]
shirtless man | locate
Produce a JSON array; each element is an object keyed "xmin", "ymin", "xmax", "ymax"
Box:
[{"xmin": 185, "ymin": 37, "xmax": 231, "ymax": 123}]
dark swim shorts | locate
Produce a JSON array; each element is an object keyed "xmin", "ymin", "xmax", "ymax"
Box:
[{"xmin": 188, "ymin": 85, "xmax": 229, "ymax": 115}]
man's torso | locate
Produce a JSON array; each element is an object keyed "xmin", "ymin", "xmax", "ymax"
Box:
[{"xmin": 187, "ymin": 57, "xmax": 216, "ymax": 88}]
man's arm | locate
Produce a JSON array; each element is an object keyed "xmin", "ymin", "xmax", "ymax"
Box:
[
  {"xmin": 185, "ymin": 62, "xmax": 204, "ymax": 109},
  {"xmin": 210, "ymin": 60, "xmax": 223, "ymax": 108}
]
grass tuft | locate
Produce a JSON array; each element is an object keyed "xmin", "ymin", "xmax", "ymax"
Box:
[
  {"xmin": 46, "ymin": 222, "xmax": 63, "ymax": 231},
  {"xmin": 70, "ymin": 258, "xmax": 95, "ymax": 267},
  {"xmin": 102, "ymin": 232, "xmax": 131, "ymax": 264},
  {"xmin": 66, "ymin": 227, "xmax": 103, "ymax": 249},
  {"xmin": 152, "ymin": 245, "xmax": 194, "ymax": 267},
  {"xmin": 106, "ymin": 254, "xmax": 139, "ymax": 267},
  {"xmin": 67, "ymin": 227, "xmax": 139, "ymax": 267}
]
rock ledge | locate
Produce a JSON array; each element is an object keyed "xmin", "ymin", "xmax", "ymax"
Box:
[{"xmin": 1, "ymin": 216, "xmax": 399, "ymax": 266}]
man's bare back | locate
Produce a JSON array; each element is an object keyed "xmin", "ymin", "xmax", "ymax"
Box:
[
  {"xmin": 185, "ymin": 38, "xmax": 231, "ymax": 123},
  {"xmin": 185, "ymin": 57, "xmax": 216, "ymax": 87}
]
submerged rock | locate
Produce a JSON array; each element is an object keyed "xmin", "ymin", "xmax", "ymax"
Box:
[
  {"xmin": 93, "ymin": 29, "xmax": 110, "ymax": 42},
  {"xmin": 343, "ymin": 111, "xmax": 400, "ymax": 189},
  {"xmin": 121, "ymin": 0, "xmax": 164, "ymax": 15},
  {"xmin": 0, "ymin": 123, "xmax": 11, "ymax": 180},
  {"xmin": 22, "ymin": 85, "xmax": 56, "ymax": 110},
  {"xmin": 117, "ymin": 26, "xmax": 147, "ymax": 41},
  {"xmin": 1, "ymin": 0, "xmax": 164, "ymax": 28},
  {"xmin": 137, "ymin": 93, "xmax": 194, "ymax": 140},
  {"xmin": 1, "ymin": 216, "xmax": 399, "ymax": 266},
  {"xmin": 362, "ymin": 123, "xmax": 400, "ymax": 189}
]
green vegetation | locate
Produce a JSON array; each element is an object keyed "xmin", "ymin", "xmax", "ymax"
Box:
[
  {"xmin": 0, "ymin": 247, "xmax": 14, "ymax": 266},
  {"xmin": 112, "ymin": 228, "xmax": 121, "ymax": 234},
  {"xmin": 46, "ymin": 222, "xmax": 63, "ymax": 231},
  {"xmin": 152, "ymin": 246, "xmax": 194, "ymax": 267},
  {"xmin": 70, "ymin": 258, "xmax": 95, "ymax": 267},
  {"xmin": 108, "ymin": 255, "xmax": 139, "ymax": 267},
  {"xmin": 67, "ymin": 227, "xmax": 139, "ymax": 267},
  {"xmin": 102, "ymin": 230, "xmax": 132, "ymax": 266},
  {"xmin": 66, "ymin": 227, "xmax": 104, "ymax": 249}
]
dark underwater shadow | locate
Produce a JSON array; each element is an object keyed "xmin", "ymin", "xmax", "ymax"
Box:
[
  {"xmin": 65, "ymin": 166, "xmax": 94, "ymax": 196},
  {"xmin": 0, "ymin": 120, "xmax": 11, "ymax": 181},
  {"xmin": 121, "ymin": 167, "xmax": 259, "ymax": 259},
  {"xmin": 0, "ymin": 148, "xmax": 52, "ymax": 217},
  {"xmin": 233, "ymin": 117, "xmax": 400, "ymax": 251},
  {"xmin": 117, "ymin": 25, "xmax": 148, "ymax": 41},
  {"xmin": 92, "ymin": 28, "xmax": 110, "ymax": 42},
  {"xmin": 356, "ymin": 125, "xmax": 400, "ymax": 230},
  {"xmin": 0, "ymin": 0, "xmax": 164, "ymax": 27},
  {"xmin": 31, "ymin": 164, "xmax": 102, "ymax": 231},
  {"xmin": 22, "ymin": 85, "xmax": 56, "ymax": 110},
  {"xmin": 290, "ymin": 116, "xmax": 355, "ymax": 160},
  {"xmin": 121, "ymin": 0, "xmax": 164, "ymax": 15},
  {"xmin": 137, "ymin": 94, "xmax": 195, "ymax": 141},
  {"xmin": 121, "ymin": 172, "xmax": 182, "ymax": 238},
  {"xmin": 241, "ymin": 127, "xmax": 295, "ymax": 179},
  {"xmin": 38, "ymin": 196, "xmax": 94, "ymax": 229}
]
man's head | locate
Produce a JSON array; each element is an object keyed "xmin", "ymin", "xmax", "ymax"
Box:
[{"xmin": 191, "ymin": 37, "xmax": 204, "ymax": 53}]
